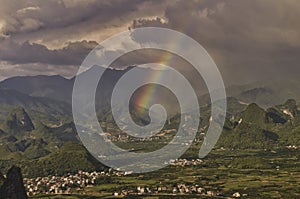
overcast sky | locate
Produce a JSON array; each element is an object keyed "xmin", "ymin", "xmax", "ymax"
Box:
[{"xmin": 0, "ymin": 0, "xmax": 300, "ymax": 86}]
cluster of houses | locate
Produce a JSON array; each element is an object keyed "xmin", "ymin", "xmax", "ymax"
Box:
[
  {"xmin": 23, "ymin": 170, "xmax": 122, "ymax": 196},
  {"xmin": 168, "ymin": 158, "xmax": 203, "ymax": 166},
  {"xmin": 113, "ymin": 183, "xmax": 245, "ymax": 198},
  {"xmin": 286, "ymin": 145, "xmax": 298, "ymax": 149},
  {"xmin": 107, "ymin": 129, "xmax": 177, "ymax": 143},
  {"xmin": 112, "ymin": 184, "xmax": 217, "ymax": 197},
  {"xmin": 24, "ymin": 169, "xmax": 247, "ymax": 198},
  {"xmin": 23, "ymin": 158, "xmax": 204, "ymax": 196}
]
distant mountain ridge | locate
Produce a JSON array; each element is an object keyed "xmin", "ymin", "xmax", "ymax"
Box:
[
  {"xmin": 0, "ymin": 75, "xmax": 73, "ymax": 103},
  {"xmin": 1, "ymin": 66, "xmax": 299, "ymax": 110}
]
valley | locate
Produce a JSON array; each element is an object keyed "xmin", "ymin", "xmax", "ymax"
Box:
[{"xmin": 0, "ymin": 74, "xmax": 299, "ymax": 198}]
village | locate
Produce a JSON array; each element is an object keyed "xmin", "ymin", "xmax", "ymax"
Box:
[
  {"xmin": 23, "ymin": 158, "xmax": 233, "ymax": 197},
  {"xmin": 24, "ymin": 170, "xmax": 112, "ymax": 196},
  {"xmin": 24, "ymin": 168, "xmax": 245, "ymax": 198},
  {"xmin": 111, "ymin": 184, "xmax": 245, "ymax": 198}
]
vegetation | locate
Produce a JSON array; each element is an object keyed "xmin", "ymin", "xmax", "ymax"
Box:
[{"xmin": 0, "ymin": 85, "xmax": 299, "ymax": 198}]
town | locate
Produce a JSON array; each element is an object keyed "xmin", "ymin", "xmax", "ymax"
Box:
[
  {"xmin": 24, "ymin": 158, "xmax": 207, "ymax": 196},
  {"xmin": 24, "ymin": 168, "xmax": 245, "ymax": 198}
]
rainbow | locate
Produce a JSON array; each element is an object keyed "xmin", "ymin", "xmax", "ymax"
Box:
[{"xmin": 135, "ymin": 50, "xmax": 176, "ymax": 109}]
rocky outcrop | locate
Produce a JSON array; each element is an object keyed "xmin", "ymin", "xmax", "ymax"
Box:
[
  {"xmin": 0, "ymin": 171, "xmax": 4, "ymax": 186},
  {"xmin": 0, "ymin": 129, "xmax": 5, "ymax": 137},
  {"xmin": 4, "ymin": 107, "xmax": 35, "ymax": 133},
  {"xmin": 266, "ymin": 99, "xmax": 298, "ymax": 124},
  {"xmin": 0, "ymin": 166, "xmax": 28, "ymax": 199}
]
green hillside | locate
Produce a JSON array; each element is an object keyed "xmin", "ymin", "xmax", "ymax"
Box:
[
  {"xmin": 0, "ymin": 108, "xmax": 106, "ymax": 177},
  {"xmin": 218, "ymin": 103, "xmax": 278, "ymax": 149},
  {"xmin": 217, "ymin": 100, "xmax": 300, "ymax": 149},
  {"xmin": 0, "ymin": 88, "xmax": 71, "ymax": 124},
  {"xmin": 0, "ymin": 98, "xmax": 299, "ymax": 178},
  {"xmin": 21, "ymin": 142, "xmax": 106, "ymax": 177}
]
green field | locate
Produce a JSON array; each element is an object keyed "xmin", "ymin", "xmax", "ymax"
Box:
[{"xmin": 29, "ymin": 148, "xmax": 300, "ymax": 199}]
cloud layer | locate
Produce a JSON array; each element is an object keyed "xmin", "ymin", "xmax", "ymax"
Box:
[
  {"xmin": 1, "ymin": 0, "xmax": 300, "ymax": 84},
  {"xmin": 0, "ymin": 0, "xmax": 173, "ymax": 79},
  {"xmin": 133, "ymin": 0, "xmax": 300, "ymax": 84}
]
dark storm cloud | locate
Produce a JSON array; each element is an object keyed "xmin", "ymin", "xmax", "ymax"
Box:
[
  {"xmin": 0, "ymin": 0, "xmax": 160, "ymax": 36},
  {"xmin": 0, "ymin": 0, "xmax": 173, "ymax": 47},
  {"xmin": 163, "ymin": 0, "xmax": 300, "ymax": 51},
  {"xmin": 131, "ymin": 0, "xmax": 300, "ymax": 84},
  {"xmin": 1, "ymin": 0, "xmax": 300, "ymax": 83},
  {"xmin": 0, "ymin": 0, "xmax": 174, "ymax": 79},
  {"xmin": 0, "ymin": 39, "xmax": 97, "ymax": 65}
]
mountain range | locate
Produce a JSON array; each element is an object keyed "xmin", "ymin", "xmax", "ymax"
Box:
[
  {"xmin": 0, "ymin": 96, "xmax": 298, "ymax": 176},
  {"xmin": 0, "ymin": 66, "xmax": 299, "ymax": 114},
  {"xmin": 0, "ymin": 66, "xmax": 299, "ymax": 178}
]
